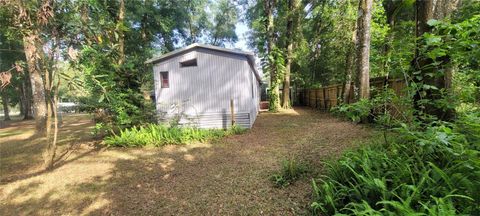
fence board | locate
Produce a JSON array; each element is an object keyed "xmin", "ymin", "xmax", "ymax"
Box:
[{"xmin": 298, "ymin": 77, "xmax": 407, "ymax": 111}]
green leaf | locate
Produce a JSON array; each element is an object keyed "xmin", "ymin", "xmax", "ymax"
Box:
[
  {"xmin": 98, "ymin": 94, "xmax": 105, "ymax": 103},
  {"xmin": 427, "ymin": 19, "xmax": 441, "ymax": 26}
]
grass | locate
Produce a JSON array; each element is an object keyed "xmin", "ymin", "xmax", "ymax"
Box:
[
  {"xmin": 1, "ymin": 108, "xmax": 372, "ymax": 215},
  {"xmin": 104, "ymin": 124, "xmax": 247, "ymax": 147},
  {"xmin": 270, "ymin": 158, "xmax": 309, "ymax": 188}
]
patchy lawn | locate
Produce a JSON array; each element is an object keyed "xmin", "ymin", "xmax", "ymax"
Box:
[{"xmin": 0, "ymin": 108, "xmax": 371, "ymax": 215}]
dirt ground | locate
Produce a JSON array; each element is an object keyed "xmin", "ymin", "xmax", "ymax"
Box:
[{"xmin": 0, "ymin": 107, "xmax": 371, "ymax": 215}]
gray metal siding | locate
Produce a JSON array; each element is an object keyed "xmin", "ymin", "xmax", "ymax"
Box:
[
  {"xmin": 153, "ymin": 47, "xmax": 260, "ymax": 129},
  {"xmin": 175, "ymin": 112, "xmax": 250, "ymax": 129}
]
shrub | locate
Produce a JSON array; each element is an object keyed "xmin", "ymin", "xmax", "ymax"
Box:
[
  {"xmin": 271, "ymin": 158, "xmax": 309, "ymax": 188},
  {"xmin": 311, "ymin": 116, "xmax": 480, "ymax": 215},
  {"xmin": 104, "ymin": 124, "xmax": 247, "ymax": 147},
  {"xmin": 331, "ymin": 99, "xmax": 373, "ymax": 123}
]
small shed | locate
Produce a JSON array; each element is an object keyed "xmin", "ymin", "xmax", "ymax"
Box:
[{"xmin": 145, "ymin": 43, "xmax": 262, "ymax": 129}]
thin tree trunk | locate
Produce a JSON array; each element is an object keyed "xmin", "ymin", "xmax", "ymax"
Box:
[
  {"xmin": 265, "ymin": 0, "xmax": 280, "ymax": 112},
  {"xmin": 1, "ymin": 91, "xmax": 10, "ymax": 121},
  {"xmin": 355, "ymin": 0, "xmax": 373, "ymax": 100},
  {"xmin": 282, "ymin": 0, "xmax": 300, "ymax": 109},
  {"xmin": 382, "ymin": 0, "xmax": 399, "ymax": 75},
  {"xmin": 43, "ymin": 30, "xmax": 61, "ymax": 170},
  {"xmin": 343, "ymin": 24, "xmax": 357, "ymax": 103},
  {"xmin": 44, "ymin": 80, "xmax": 59, "ymax": 170},
  {"xmin": 118, "ymin": 0, "xmax": 126, "ymax": 65},
  {"xmin": 22, "ymin": 74, "xmax": 33, "ymax": 120},
  {"xmin": 19, "ymin": 88, "xmax": 25, "ymax": 116},
  {"xmin": 23, "ymin": 33, "xmax": 47, "ymax": 134}
]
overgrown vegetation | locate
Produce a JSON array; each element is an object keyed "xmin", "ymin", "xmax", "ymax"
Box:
[
  {"xmin": 270, "ymin": 158, "xmax": 309, "ymax": 188},
  {"xmin": 311, "ymin": 114, "xmax": 480, "ymax": 215},
  {"xmin": 310, "ymin": 3, "xmax": 480, "ymax": 214},
  {"xmin": 104, "ymin": 124, "xmax": 247, "ymax": 147}
]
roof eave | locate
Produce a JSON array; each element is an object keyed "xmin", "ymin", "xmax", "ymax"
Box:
[{"xmin": 145, "ymin": 43, "xmax": 262, "ymax": 83}]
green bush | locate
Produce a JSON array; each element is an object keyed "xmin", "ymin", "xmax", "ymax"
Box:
[
  {"xmin": 331, "ymin": 99, "xmax": 373, "ymax": 123},
  {"xmin": 271, "ymin": 158, "xmax": 309, "ymax": 188},
  {"xmin": 104, "ymin": 124, "xmax": 247, "ymax": 147},
  {"xmin": 311, "ymin": 115, "xmax": 480, "ymax": 215}
]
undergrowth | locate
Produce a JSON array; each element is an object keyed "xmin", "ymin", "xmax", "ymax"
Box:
[
  {"xmin": 311, "ymin": 112, "xmax": 480, "ymax": 215},
  {"xmin": 104, "ymin": 124, "xmax": 247, "ymax": 147},
  {"xmin": 271, "ymin": 158, "xmax": 309, "ymax": 188}
]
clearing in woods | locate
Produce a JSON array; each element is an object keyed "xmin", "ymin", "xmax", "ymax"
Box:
[{"xmin": 0, "ymin": 107, "xmax": 371, "ymax": 215}]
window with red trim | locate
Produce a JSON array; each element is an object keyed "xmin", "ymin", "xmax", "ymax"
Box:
[{"xmin": 160, "ymin": 71, "xmax": 169, "ymax": 88}]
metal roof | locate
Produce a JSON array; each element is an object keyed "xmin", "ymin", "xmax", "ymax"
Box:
[{"xmin": 145, "ymin": 43, "xmax": 262, "ymax": 82}]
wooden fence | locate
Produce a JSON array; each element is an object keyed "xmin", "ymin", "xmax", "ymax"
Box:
[{"xmin": 298, "ymin": 77, "xmax": 407, "ymax": 110}]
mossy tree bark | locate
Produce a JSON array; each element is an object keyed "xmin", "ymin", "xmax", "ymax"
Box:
[
  {"xmin": 282, "ymin": 0, "xmax": 300, "ymax": 109},
  {"xmin": 264, "ymin": 0, "xmax": 281, "ymax": 112}
]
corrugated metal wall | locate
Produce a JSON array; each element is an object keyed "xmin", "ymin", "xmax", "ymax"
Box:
[{"xmin": 153, "ymin": 47, "xmax": 260, "ymax": 129}]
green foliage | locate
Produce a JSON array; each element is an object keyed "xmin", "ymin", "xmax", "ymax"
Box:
[
  {"xmin": 311, "ymin": 114, "xmax": 480, "ymax": 215},
  {"xmin": 270, "ymin": 158, "xmax": 309, "ymax": 188},
  {"xmin": 331, "ymin": 99, "xmax": 373, "ymax": 123},
  {"xmin": 208, "ymin": 0, "xmax": 239, "ymax": 46},
  {"xmin": 227, "ymin": 124, "xmax": 248, "ymax": 136},
  {"xmin": 104, "ymin": 124, "xmax": 247, "ymax": 147}
]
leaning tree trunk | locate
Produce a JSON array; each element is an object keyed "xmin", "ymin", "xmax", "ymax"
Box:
[
  {"xmin": 265, "ymin": 0, "xmax": 281, "ymax": 111},
  {"xmin": 282, "ymin": 0, "xmax": 300, "ymax": 109},
  {"xmin": 355, "ymin": 0, "xmax": 373, "ymax": 100},
  {"xmin": 23, "ymin": 33, "xmax": 48, "ymax": 133},
  {"xmin": 1, "ymin": 90, "xmax": 10, "ymax": 121}
]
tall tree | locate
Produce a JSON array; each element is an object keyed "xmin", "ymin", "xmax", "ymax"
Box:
[
  {"xmin": 117, "ymin": 0, "xmax": 125, "ymax": 65},
  {"xmin": 12, "ymin": 0, "xmax": 50, "ymax": 133},
  {"xmin": 183, "ymin": 0, "xmax": 210, "ymax": 44},
  {"xmin": 264, "ymin": 0, "xmax": 281, "ymax": 111},
  {"xmin": 412, "ymin": 0, "xmax": 460, "ymax": 120},
  {"xmin": 1, "ymin": 90, "xmax": 10, "ymax": 121},
  {"xmin": 282, "ymin": 0, "xmax": 300, "ymax": 109},
  {"xmin": 21, "ymin": 72, "xmax": 33, "ymax": 120},
  {"xmin": 343, "ymin": 24, "xmax": 357, "ymax": 103},
  {"xmin": 355, "ymin": 0, "xmax": 373, "ymax": 100},
  {"xmin": 209, "ymin": 0, "xmax": 239, "ymax": 47}
]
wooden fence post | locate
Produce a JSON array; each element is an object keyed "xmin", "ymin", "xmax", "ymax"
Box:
[
  {"xmin": 230, "ymin": 99, "xmax": 235, "ymax": 126},
  {"xmin": 323, "ymin": 88, "xmax": 328, "ymax": 110}
]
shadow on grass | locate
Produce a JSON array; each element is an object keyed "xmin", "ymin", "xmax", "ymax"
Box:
[
  {"xmin": 1, "ymin": 108, "xmax": 369, "ymax": 215},
  {"xmin": 0, "ymin": 114, "xmax": 96, "ymax": 184}
]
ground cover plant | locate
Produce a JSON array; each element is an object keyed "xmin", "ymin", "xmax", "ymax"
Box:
[
  {"xmin": 104, "ymin": 124, "xmax": 247, "ymax": 147},
  {"xmin": 270, "ymin": 158, "xmax": 309, "ymax": 188},
  {"xmin": 311, "ymin": 114, "xmax": 480, "ymax": 215}
]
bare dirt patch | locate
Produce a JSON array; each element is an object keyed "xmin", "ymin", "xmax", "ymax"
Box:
[{"xmin": 0, "ymin": 107, "xmax": 371, "ymax": 215}]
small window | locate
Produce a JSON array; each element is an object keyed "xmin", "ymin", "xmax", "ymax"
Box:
[
  {"xmin": 160, "ymin": 71, "xmax": 169, "ymax": 88},
  {"xmin": 179, "ymin": 59, "xmax": 197, "ymax": 67}
]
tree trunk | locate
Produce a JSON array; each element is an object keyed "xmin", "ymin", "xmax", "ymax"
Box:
[
  {"xmin": 23, "ymin": 33, "xmax": 47, "ymax": 134},
  {"xmin": 265, "ymin": 0, "xmax": 281, "ymax": 112},
  {"xmin": 117, "ymin": 0, "xmax": 126, "ymax": 65},
  {"xmin": 355, "ymin": 0, "xmax": 373, "ymax": 100},
  {"xmin": 382, "ymin": 0, "xmax": 398, "ymax": 76},
  {"xmin": 282, "ymin": 0, "xmax": 300, "ymax": 109},
  {"xmin": 22, "ymin": 74, "xmax": 33, "ymax": 120},
  {"xmin": 19, "ymin": 89, "xmax": 25, "ymax": 116},
  {"xmin": 412, "ymin": 0, "xmax": 458, "ymax": 121},
  {"xmin": 1, "ymin": 91, "xmax": 10, "ymax": 121},
  {"xmin": 343, "ymin": 24, "xmax": 357, "ymax": 103}
]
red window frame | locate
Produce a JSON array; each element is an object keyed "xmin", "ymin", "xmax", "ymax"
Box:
[{"xmin": 160, "ymin": 71, "xmax": 169, "ymax": 88}]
